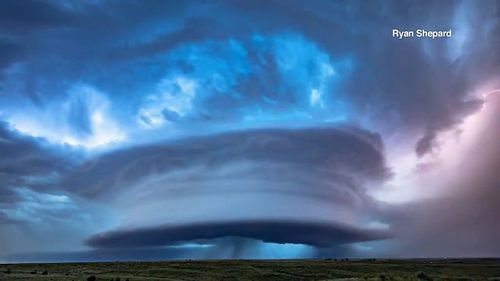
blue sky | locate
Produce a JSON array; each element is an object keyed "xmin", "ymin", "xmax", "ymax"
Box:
[{"xmin": 1, "ymin": 0, "xmax": 500, "ymax": 262}]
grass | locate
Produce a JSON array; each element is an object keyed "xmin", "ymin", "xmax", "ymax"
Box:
[{"xmin": 1, "ymin": 259, "xmax": 499, "ymax": 280}]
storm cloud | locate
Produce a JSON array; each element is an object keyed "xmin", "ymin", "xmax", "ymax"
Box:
[
  {"xmin": 87, "ymin": 220, "xmax": 390, "ymax": 249},
  {"xmin": 60, "ymin": 127, "xmax": 390, "ymax": 254},
  {"xmin": 61, "ymin": 126, "xmax": 388, "ymax": 199},
  {"xmin": 0, "ymin": 0, "xmax": 499, "ymax": 261}
]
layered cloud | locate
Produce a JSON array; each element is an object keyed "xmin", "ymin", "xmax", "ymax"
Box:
[
  {"xmin": 61, "ymin": 127, "xmax": 387, "ymax": 199},
  {"xmin": 61, "ymin": 127, "xmax": 390, "ymax": 255}
]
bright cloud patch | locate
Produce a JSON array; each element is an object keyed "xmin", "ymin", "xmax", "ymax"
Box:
[
  {"xmin": 136, "ymin": 34, "xmax": 349, "ymax": 130},
  {"xmin": 139, "ymin": 77, "xmax": 198, "ymax": 128},
  {"xmin": 6, "ymin": 85, "xmax": 125, "ymax": 149}
]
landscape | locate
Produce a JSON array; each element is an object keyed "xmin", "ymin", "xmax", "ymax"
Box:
[
  {"xmin": 2, "ymin": 259, "xmax": 500, "ymax": 281},
  {"xmin": 1, "ymin": 0, "xmax": 500, "ymax": 280}
]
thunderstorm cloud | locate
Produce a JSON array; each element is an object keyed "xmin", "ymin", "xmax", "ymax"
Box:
[{"xmin": 0, "ymin": 0, "xmax": 499, "ymax": 261}]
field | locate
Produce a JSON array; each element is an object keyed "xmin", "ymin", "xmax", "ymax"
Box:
[{"xmin": 1, "ymin": 259, "xmax": 499, "ymax": 281}]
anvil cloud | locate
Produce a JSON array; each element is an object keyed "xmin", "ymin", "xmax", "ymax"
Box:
[{"xmin": 0, "ymin": 0, "xmax": 499, "ymax": 262}]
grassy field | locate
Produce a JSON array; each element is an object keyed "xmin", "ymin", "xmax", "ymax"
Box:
[{"xmin": 1, "ymin": 259, "xmax": 499, "ymax": 281}]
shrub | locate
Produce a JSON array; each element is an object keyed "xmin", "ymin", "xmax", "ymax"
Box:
[{"xmin": 416, "ymin": 271, "xmax": 433, "ymax": 281}]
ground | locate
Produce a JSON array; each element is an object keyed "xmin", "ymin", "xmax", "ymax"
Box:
[{"xmin": 1, "ymin": 259, "xmax": 499, "ymax": 281}]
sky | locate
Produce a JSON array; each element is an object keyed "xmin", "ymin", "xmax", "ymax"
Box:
[{"xmin": 0, "ymin": 0, "xmax": 499, "ymax": 262}]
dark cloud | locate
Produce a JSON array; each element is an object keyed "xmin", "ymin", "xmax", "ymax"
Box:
[
  {"xmin": 416, "ymin": 99, "xmax": 484, "ymax": 156},
  {"xmin": 109, "ymin": 17, "xmax": 219, "ymax": 60},
  {"xmin": 0, "ymin": 122, "xmax": 75, "ymax": 206},
  {"xmin": 86, "ymin": 219, "xmax": 390, "ymax": 249},
  {"xmin": 0, "ymin": 0, "xmax": 75, "ymax": 31},
  {"xmin": 0, "ymin": 39, "xmax": 24, "ymax": 70},
  {"xmin": 415, "ymin": 131, "xmax": 437, "ymax": 157}
]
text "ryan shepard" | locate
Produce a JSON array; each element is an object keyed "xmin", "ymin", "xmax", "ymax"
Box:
[{"xmin": 392, "ymin": 29, "xmax": 452, "ymax": 39}]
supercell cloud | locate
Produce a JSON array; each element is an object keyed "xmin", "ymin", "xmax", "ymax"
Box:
[{"xmin": 0, "ymin": 0, "xmax": 499, "ymax": 261}]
